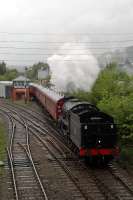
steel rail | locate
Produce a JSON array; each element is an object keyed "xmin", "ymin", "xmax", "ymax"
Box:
[
  {"xmin": 2, "ymin": 103, "xmax": 133, "ymax": 200},
  {"xmin": 18, "ymin": 141, "xmax": 49, "ymax": 200},
  {"xmin": 8, "ymin": 115, "xmax": 16, "ymax": 161},
  {"xmin": 108, "ymin": 164, "xmax": 133, "ymax": 196},
  {"xmin": 3, "ymin": 105, "xmax": 73, "ymax": 158},
  {"xmin": 0, "ymin": 106, "xmax": 48, "ymax": 200},
  {"xmin": 7, "ymin": 148, "xmax": 19, "ymax": 200},
  {"xmin": 30, "ymin": 129, "xmax": 93, "ymax": 200},
  {"xmin": 0, "ymin": 108, "xmax": 19, "ymax": 199},
  {"xmin": 6, "ymin": 113, "xmax": 19, "ymax": 200},
  {"xmin": 1, "ymin": 102, "xmax": 118, "ymax": 200},
  {"xmin": 14, "ymin": 120, "xmax": 49, "ymax": 200}
]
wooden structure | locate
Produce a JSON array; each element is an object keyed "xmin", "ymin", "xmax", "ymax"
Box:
[{"xmin": 12, "ymin": 76, "xmax": 30, "ymax": 102}]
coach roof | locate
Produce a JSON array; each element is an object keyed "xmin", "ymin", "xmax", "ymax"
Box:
[{"xmin": 30, "ymin": 83, "xmax": 64, "ymax": 101}]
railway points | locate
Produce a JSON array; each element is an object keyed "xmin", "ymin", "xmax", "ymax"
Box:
[{"xmin": 0, "ymin": 100, "xmax": 133, "ymax": 199}]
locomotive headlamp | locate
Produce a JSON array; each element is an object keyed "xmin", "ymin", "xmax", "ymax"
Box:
[
  {"xmin": 111, "ymin": 124, "xmax": 114, "ymax": 128},
  {"xmin": 84, "ymin": 125, "xmax": 88, "ymax": 130},
  {"xmin": 98, "ymin": 140, "xmax": 101, "ymax": 143}
]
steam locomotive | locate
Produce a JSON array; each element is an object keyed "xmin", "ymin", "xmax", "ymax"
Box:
[{"xmin": 30, "ymin": 83, "xmax": 119, "ymax": 164}]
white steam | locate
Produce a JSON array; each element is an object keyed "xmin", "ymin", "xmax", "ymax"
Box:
[{"xmin": 47, "ymin": 43, "xmax": 100, "ymax": 92}]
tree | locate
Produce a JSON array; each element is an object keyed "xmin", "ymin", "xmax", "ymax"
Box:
[
  {"xmin": 27, "ymin": 62, "xmax": 50, "ymax": 80},
  {"xmin": 0, "ymin": 67, "xmax": 18, "ymax": 81},
  {"xmin": 5, "ymin": 69, "xmax": 18, "ymax": 80},
  {"xmin": 91, "ymin": 62, "xmax": 130, "ymax": 104},
  {"xmin": 91, "ymin": 63, "xmax": 133, "ymax": 143},
  {"xmin": 0, "ymin": 62, "xmax": 6, "ymax": 75},
  {"xmin": 71, "ymin": 89, "xmax": 91, "ymax": 102}
]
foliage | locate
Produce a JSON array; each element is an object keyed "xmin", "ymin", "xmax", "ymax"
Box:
[
  {"xmin": 0, "ymin": 119, "xmax": 6, "ymax": 161},
  {"xmin": 91, "ymin": 63, "xmax": 133, "ymax": 142},
  {"xmin": 119, "ymin": 146, "xmax": 133, "ymax": 168},
  {"xmin": 97, "ymin": 94, "xmax": 133, "ymax": 143},
  {"xmin": 0, "ymin": 62, "xmax": 18, "ymax": 81},
  {"xmin": 91, "ymin": 63, "xmax": 130, "ymax": 104},
  {"xmin": 27, "ymin": 62, "xmax": 50, "ymax": 80},
  {"xmin": 70, "ymin": 89, "xmax": 91, "ymax": 102},
  {"xmin": 0, "ymin": 62, "xmax": 6, "ymax": 75},
  {"xmin": 5, "ymin": 69, "xmax": 18, "ymax": 80}
]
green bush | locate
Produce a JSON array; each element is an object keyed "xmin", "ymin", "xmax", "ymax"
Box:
[
  {"xmin": 0, "ymin": 119, "xmax": 6, "ymax": 161},
  {"xmin": 120, "ymin": 146, "xmax": 133, "ymax": 166}
]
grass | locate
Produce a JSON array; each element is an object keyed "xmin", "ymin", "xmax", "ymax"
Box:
[
  {"xmin": 118, "ymin": 145, "xmax": 133, "ymax": 170},
  {"xmin": 0, "ymin": 118, "xmax": 6, "ymax": 162},
  {"xmin": 0, "ymin": 118, "xmax": 7, "ymax": 177}
]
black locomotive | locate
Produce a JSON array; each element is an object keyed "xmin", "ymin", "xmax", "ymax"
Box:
[{"xmin": 59, "ymin": 97, "xmax": 118, "ymax": 164}]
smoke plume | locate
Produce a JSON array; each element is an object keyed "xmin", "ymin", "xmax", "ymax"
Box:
[{"xmin": 47, "ymin": 43, "xmax": 100, "ymax": 92}]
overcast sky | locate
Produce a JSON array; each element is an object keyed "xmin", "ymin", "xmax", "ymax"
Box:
[{"xmin": 0, "ymin": 0, "xmax": 133, "ymax": 67}]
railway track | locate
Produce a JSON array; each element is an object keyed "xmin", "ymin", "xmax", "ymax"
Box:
[
  {"xmin": 26, "ymin": 117, "xmax": 133, "ymax": 200},
  {"xmin": 31, "ymin": 129, "xmax": 106, "ymax": 200},
  {"xmin": 0, "ymin": 103, "xmax": 96, "ymax": 199},
  {"xmin": 1, "ymin": 100, "xmax": 133, "ymax": 200},
  {"xmin": 0, "ymin": 101, "xmax": 105, "ymax": 199},
  {"xmin": 108, "ymin": 163, "xmax": 133, "ymax": 197},
  {"xmin": 93, "ymin": 169, "xmax": 133, "ymax": 200},
  {"xmin": 0, "ymin": 107, "xmax": 48, "ymax": 200}
]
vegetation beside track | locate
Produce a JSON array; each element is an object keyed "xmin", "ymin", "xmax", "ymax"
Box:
[
  {"xmin": 0, "ymin": 117, "xmax": 7, "ymax": 200},
  {"xmin": 0, "ymin": 118, "xmax": 6, "ymax": 162},
  {"xmin": 118, "ymin": 146, "xmax": 133, "ymax": 170},
  {"xmin": 0, "ymin": 61, "xmax": 18, "ymax": 81}
]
